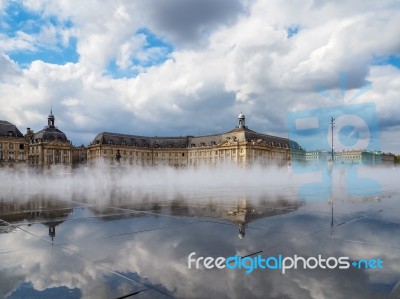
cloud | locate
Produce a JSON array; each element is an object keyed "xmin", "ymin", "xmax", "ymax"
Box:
[{"xmin": 135, "ymin": 0, "xmax": 248, "ymax": 47}]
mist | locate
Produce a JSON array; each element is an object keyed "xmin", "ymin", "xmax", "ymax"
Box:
[{"xmin": 0, "ymin": 163, "xmax": 398, "ymax": 205}]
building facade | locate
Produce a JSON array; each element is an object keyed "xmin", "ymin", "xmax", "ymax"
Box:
[
  {"xmin": 26, "ymin": 111, "xmax": 73, "ymax": 172},
  {"xmin": 1, "ymin": 112, "xmax": 395, "ymax": 171},
  {"xmin": 87, "ymin": 113, "xmax": 303, "ymax": 167},
  {"xmin": 0, "ymin": 120, "xmax": 27, "ymax": 169},
  {"xmin": 304, "ymin": 149, "xmax": 395, "ymax": 167}
]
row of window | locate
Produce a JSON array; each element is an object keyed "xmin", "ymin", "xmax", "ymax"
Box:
[
  {"xmin": 31, "ymin": 137, "xmax": 64, "ymax": 143},
  {"xmin": 29, "ymin": 156, "xmax": 69, "ymax": 164},
  {"xmin": 190, "ymin": 141, "xmax": 217, "ymax": 147},
  {"xmin": 99, "ymin": 140, "xmax": 292, "ymax": 149},
  {"xmin": 0, "ymin": 152, "xmax": 25, "ymax": 161},
  {"xmin": 29, "ymin": 147, "xmax": 70, "ymax": 154},
  {"xmin": 103, "ymin": 140, "xmax": 187, "ymax": 149},
  {"xmin": 46, "ymin": 156, "xmax": 70, "ymax": 163},
  {"xmin": 189, "ymin": 149, "xmax": 242, "ymax": 157},
  {"xmin": 0, "ymin": 143, "xmax": 25, "ymax": 150},
  {"xmin": 101, "ymin": 149, "xmax": 186, "ymax": 158}
]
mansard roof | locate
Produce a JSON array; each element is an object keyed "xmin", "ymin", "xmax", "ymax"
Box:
[
  {"xmin": 0, "ymin": 120, "xmax": 24, "ymax": 137},
  {"xmin": 92, "ymin": 132, "xmax": 188, "ymax": 148},
  {"xmin": 29, "ymin": 111, "xmax": 69, "ymax": 143},
  {"xmin": 91, "ymin": 126, "xmax": 302, "ymax": 150},
  {"xmin": 32, "ymin": 127, "xmax": 69, "ymax": 142}
]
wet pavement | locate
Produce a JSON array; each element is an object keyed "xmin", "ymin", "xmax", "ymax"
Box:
[{"xmin": 1, "ymin": 187, "xmax": 400, "ymax": 299}]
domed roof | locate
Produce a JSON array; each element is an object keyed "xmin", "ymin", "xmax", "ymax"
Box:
[
  {"xmin": 238, "ymin": 112, "xmax": 245, "ymax": 119},
  {"xmin": 32, "ymin": 127, "xmax": 68, "ymax": 142},
  {"xmin": 30, "ymin": 110, "xmax": 69, "ymax": 142},
  {"xmin": 0, "ymin": 120, "xmax": 23, "ymax": 137}
]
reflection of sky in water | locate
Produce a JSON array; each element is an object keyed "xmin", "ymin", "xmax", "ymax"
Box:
[{"xmin": 1, "ymin": 190, "xmax": 400, "ymax": 298}]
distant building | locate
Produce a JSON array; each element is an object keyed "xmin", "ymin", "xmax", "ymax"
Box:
[
  {"xmin": 72, "ymin": 145, "xmax": 87, "ymax": 167},
  {"xmin": 305, "ymin": 150, "xmax": 331, "ymax": 167},
  {"xmin": 1, "ymin": 112, "xmax": 395, "ymax": 171},
  {"xmin": 0, "ymin": 120, "xmax": 27, "ymax": 169},
  {"xmin": 87, "ymin": 113, "xmax": 304, "ymax": 167},
  {"xmin": 26, "ymin": 110, "xmax": 73, "ymax": 172},
  {"xmin": 305, "ymin": 149, "xmax": 395, "ymax": 167}
]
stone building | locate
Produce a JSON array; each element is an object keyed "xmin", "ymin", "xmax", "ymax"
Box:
[
  {"xmin": 26, "ymin": 110, "xmax": 73, "ymax": 172},
  {"xmin": 87, "ymin": 113, "xmax": 303, "ymax": 167},
  {"xmin": 0, "ymin": 120, "xmax": 27, "ymax": 169},
  {"xmin": 304, "ymin": 149, "xmax": 395, "ymax": 167},
  {"xmin": 72, "ymin": 145, "xmax": 88, "ymax": 167}
]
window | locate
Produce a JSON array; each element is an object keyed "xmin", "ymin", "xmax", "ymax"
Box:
[
  {"xmin": 8, "ymin": 151, "xmax": 14, "ymax": 160},
  {"xmin": 55, "ymin": 150, "xmax": 61, "ymax": 164},
  {"xmin": 19, "ymin": 144, "xmax": 24, "ymax": 150},
  {"xmin": 9, "ymin": 143, "xmax": 14, "ymax": 150}
]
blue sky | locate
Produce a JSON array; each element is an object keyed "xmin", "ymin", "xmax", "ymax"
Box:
[
  {"xmin": 2, "ymin": 1, "xmax": 173, "ymax": 76},
  {"xmin": 0, "ymin": 0, "xmax": 399, "ymax": 152}
]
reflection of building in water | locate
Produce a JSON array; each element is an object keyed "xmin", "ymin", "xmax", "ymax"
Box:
[
  {"xmin": 94, "ymin": 195, "xmax": 303, "ymax": 239},
  {"xmin": 225, "ymin": 197, "xmax": 303, "ymax": 239},
  {"xmin": 0, "ymin": 198, "xmax": 72, "ymax": 241},
  {"xmin": 44, "ymin": 220, "xmax": 65, "ymax": 242},
  {"xmin": 184, "ymin": 196, "xmax": 303, "ymax": 239},
  {"xmin": 87, "ymin": 113, "xmax": 304, "ymax": 167}
]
